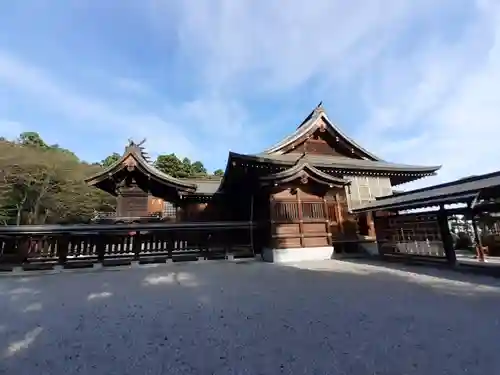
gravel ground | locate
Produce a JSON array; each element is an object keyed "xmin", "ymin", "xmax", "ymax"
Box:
[{"xmin": 1, "ymin": 259, "xmax": 500, "ymax": 375}]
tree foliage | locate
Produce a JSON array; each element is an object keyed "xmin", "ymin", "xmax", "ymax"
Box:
[
  {"xmin": 100, "ymin": 152, "xmax": 121, "ymax": 167},
  {"xmin": 0, "ymin": 136, "xmax": 114, "ymax": 225},
  {"xmin": 154, "ymin": 154, "xmax": 214, "ymax": 178},
  {"xmin": 0, "ymin": 132, "xmax": 223, "ymax": 225}
]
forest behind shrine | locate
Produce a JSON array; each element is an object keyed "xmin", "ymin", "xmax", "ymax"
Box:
[{"xmin": 0, "ymin": 132, "xmax": 224, "ymax": 225}]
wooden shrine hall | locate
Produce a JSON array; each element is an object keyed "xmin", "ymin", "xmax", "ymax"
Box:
[{"xmin": 86, "ymin": 103, "xmax": 440, "ymax": 262}]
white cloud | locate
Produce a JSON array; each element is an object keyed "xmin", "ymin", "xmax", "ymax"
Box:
[
  {"xmin": 146, "ymin": 0, "xmax": 500, "ymax": 187},
  {"xmin": 114, "ymin": 77, "xmax": 152, "ymax": 95},
  {"xmin": 169, "ymin": 0, "xmax": 456, "ymax": 92},
  {"xmin": 0, "ymin": 51, "xmax": 251, "ymax": 165},
  {"xmin": 356, "ymin": 0, "xmax": 500, "ymax": 188}
]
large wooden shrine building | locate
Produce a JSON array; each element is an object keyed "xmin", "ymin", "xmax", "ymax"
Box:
[{"xmin": 86, "ymin": 103, "xmax": 440, "ymax": 262}]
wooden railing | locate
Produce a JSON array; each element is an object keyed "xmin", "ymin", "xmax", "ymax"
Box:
[{"xmin": 0, "ymin": 221, "xmax": 257, "ymax": 268}]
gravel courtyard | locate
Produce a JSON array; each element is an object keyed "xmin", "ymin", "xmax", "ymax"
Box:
[{"xmin": 1, "ymin": 259, "xmax": 500, "ymax": 375}]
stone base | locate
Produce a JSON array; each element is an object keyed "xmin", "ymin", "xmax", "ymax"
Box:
[{"xmin": 262, "ymin": 246, "xmax": 335, "ymax": 263}]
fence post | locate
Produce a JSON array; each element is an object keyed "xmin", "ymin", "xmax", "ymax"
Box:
[
  {"xmin": 131, "ymin": 232, "xmax": 141, "ymax": 260},
  {"xmin": 57, "ymin": 235, "xmax": 69, "ymax": 265},
  {"xmin": 95, "ymin": 233, "xmax": 106, "ymax": 263}
]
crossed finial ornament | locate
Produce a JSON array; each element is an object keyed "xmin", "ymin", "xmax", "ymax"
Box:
[{"xmin": 127, "ymin": 138, "xmax": 147, "ymax": 147}]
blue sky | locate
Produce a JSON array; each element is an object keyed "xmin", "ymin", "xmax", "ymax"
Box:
[{"xmin": 1, "ymin": 1, "xmax": 499, "ymax": 188}]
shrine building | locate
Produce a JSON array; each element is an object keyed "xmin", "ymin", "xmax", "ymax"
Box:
[{"xmin": 86, "ymin": 103, "xmax": 440, "ymax": 262}]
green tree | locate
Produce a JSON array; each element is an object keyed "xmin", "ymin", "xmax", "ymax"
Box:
[
  {"xmin": 213, "ymin": 169, "xmax": 224, "ymax": 177},
  {"xmin": 191, "ymin": 161, "xmax": 208, "ymax": 176},
  {"xmin": 0, "ymin": 137, "xmax": 116, "ymax": 225},
  {"xmin": 100, "ymin": 152, "xmax": 121, "ymax": 167},
  {"xmin": 18, "ymin": 132, "xmax": 49, "ymax": 149},
  {"xmin": 155, "ymin": 153, "xmax": 184, "ymax": 177}
]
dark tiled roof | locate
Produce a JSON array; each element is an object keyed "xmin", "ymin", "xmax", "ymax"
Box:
[
  {"xmin": 180, "ymin": 178, "xmax": 222, "ymax": 195},
  {"xmin": 237, "ymin": 152, "xmax": 440, "ymax": 174},
  {"xmin": 353, "ymin": 171, "xmax": 500, "ymax": 212}
]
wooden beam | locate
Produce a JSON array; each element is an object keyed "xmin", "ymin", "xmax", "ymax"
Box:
[{"xmin": 297, "ymin": 188, "xmax": 304, "ymax": 247}]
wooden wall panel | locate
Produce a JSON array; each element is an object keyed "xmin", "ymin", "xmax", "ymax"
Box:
[
  {"xmin": 274, "ymin": 223, "xmax": 300, "ymax": 235},
  {"xmin": 303, "ymin": 237, "xmax": 329, "ymax": 247},
  {"xmin": 302, "ymin": 222, "xmax": 327, "ymax": 233},
  {"xmin": 269, "ymin": 184, "xmax": 354, "ymax": 249},
  {"xmin": 275, "ymin": 237, "xmax": 302, "ymax": 248}
]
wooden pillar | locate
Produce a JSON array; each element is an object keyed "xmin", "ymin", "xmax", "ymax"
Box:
[
  {"xmin": 468, "ymin": 203, "xmax": 485, "ymax": 261},
  {"xmin": 367, "ymin": 211, "xmax": 376, "ymax": 237},
  {"xmin": 297, "ymin": 189, "xmax": 304, "ymax": 247},
  {"xmin": 335, "ymin": 193, "xmax": 344, "ymax": 235},
  {"xmin": 269, "ymin": 198, "xmax": 276, "ymax": 249},
  {"xmin": 437, "ymin": 205, "xmax": 456, "ymax": 265},
  {"xmin": 323, "ymin": 196, "xmax": 332, "ymax": 246}
]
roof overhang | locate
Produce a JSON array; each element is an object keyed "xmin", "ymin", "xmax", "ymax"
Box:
[
  {"xmin": 354, "ymin": 192, "xmax": 477, "ymax": 213},
  {"xmin": 353, "ymin": 170, "xmax": 500, "ymax": 213},
  {"xmin": 228, "ymin": 151, "xmax": 440, "ymax": 180},
  {"xmin": 259, "ymin": 160, "xmax": 349, "ymax": 187}
]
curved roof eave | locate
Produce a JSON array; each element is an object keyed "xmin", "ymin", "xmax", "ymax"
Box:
[
  {"xmin": 260, "ymin": 160, "xmax": 349, "ymax": 186},
  {"xmin": 85, "ymin": 147, "xmax": 197, "ymax": 191},
  {"xmin": 229, "ymin": 151, "xmax": 441, "ymax": 174}
]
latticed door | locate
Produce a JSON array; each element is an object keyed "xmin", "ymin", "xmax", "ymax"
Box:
[{"xmin": 324, "ymin": 190, "xmax": 357, "ymax": 240}]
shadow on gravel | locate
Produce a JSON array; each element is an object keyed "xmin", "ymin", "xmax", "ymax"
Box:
[{"xmin": 1, "ymin": 260, "xmax": 499, "ymax": 375}]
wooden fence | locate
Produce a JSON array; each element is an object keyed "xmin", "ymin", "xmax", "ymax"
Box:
[{"xmin": 0, "ymin": 221, "xmax": 257, "ymax": 269}]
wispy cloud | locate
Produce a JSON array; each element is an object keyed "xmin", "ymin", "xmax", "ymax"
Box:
[
  {"xmin": 0, "ymin": 51, "xmax": 253, "ymax": 168},
  {"xmin": 113, "ymin": 77, "xmax": 152, "ymax": 96},
  {"xmin": 356, "ymin": 0, "xmax": 500, "ymax": 187}
]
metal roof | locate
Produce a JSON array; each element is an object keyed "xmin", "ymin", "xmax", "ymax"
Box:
[{"xmin": 353, "ymin": 170, "xmax": 500, "ymax": 212}]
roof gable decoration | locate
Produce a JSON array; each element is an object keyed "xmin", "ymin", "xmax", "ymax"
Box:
[
  {"xmin": 85, "ymin": 139, "xmax": 196, "ymax": 192},
  {"xmin": 260, "ymin": 157, "xmax": 350, "ymax": 188},
  {"xmin": 263, "ymin": 102, "xmax": 381, "ymax": 161}
]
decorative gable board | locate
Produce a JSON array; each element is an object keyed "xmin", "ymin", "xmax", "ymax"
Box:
[{"xmin": 281, "ymin": 125, "xmax": 365, "ymax": 159}]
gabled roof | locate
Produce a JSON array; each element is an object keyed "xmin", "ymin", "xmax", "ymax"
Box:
[
  {"xmin": 260, "ymin": 157, "xmax": 349, "ymax": 187},
  {"xmin": 85, "ymin": 141, "xmax": 196, "ymax": 192},
  {"xmin": 353, "ymin": 170, "xmax": 500, "ymax": 213},
  {"xmin": 263, "ymin": 102, "xmax": 381, "ymax": 161}
]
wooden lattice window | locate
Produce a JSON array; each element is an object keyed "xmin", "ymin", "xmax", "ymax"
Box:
[
  {"xmin": 302, "ymin": 202, "xmax": 326, "ymax": 221},
  {"xmin": 273, "ymin": 202, "xmax": 299, "ymax": 221},
  {"xmin": 163, "ymin": 201, "xmax": 178, "ymax": 219}
]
